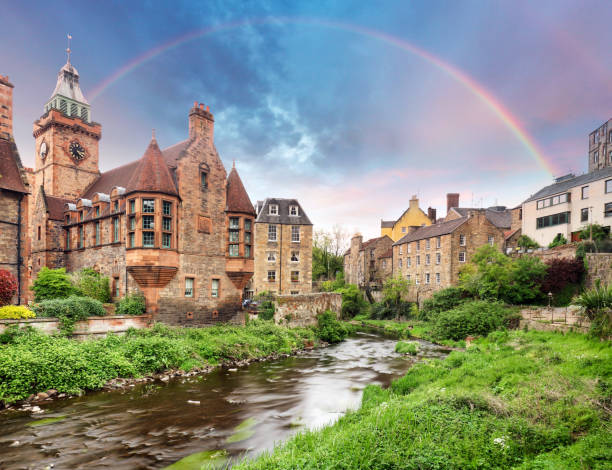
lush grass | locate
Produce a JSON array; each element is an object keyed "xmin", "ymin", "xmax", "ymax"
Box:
[
  {"xmin": 234, "ymin": 330, "xmax": 612, "ymax": 469},
  {"xmin": 395, "ymin": 341, "xmax": 418, "ymax": 355},
  {"xmin": 0, "ymin": 321, "xmax": 318, "ymax": 405}
]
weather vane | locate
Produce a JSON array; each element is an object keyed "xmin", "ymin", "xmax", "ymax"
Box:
[{"xmin": 66, "ymin": 33, "xmax": 72, "ymax": 64}]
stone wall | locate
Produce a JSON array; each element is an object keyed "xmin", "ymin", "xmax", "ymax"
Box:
[
  {"xmin": 585, "ymin": 253, "xmax": 612, "ymax": 288},
  {"xmin": 0, "ymin": 314, "xmax": 151, "ymax": 337},
  {"xmin": 273, "ymin": 292, "xmax": 342, "ymax": 327}
]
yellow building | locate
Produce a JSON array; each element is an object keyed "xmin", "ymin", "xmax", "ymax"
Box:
[{"xmin": 380, "ymin": 195, "xmax": 434, "ymax": 242}]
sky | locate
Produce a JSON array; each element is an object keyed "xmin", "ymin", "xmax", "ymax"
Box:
[{"xmin": 3, "ymin": 0, "xmax": 612, "ymax": 240}]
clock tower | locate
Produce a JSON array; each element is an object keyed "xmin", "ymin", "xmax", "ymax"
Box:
[{"xmin": 33, "ymin": 47, "xmax": 101, "ymax": 200}]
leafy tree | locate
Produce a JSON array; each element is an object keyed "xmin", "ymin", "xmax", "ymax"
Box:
[
  {"xmin": 579, "ymin": 224, "xmax": 610, "ymax": 242},
  {"xmin": 382, "ymin": 276, "xmax": 411, "ymax": 306},
  {"xmin": 336, "ymin": 283, "xmax": 365, "ymax": 318},
  {"xmin": 548, "ymin": 233, "xmax": 567, "ymax": 248},
  {"xmin": 31, "ymin": 267, "xmax": 77, "ymax": 302},
  {"xmin": 517, "ymin": 235, "xmax": 539, "ymax": 250},
  {"xmin": 0, "ymin": 269, "xmax": 18, "ymax": 306},
  {"xmin": 71, "ymin": 268, "xmax": 111, "ymax": 303},
  {"xmin": 419, "ymin": 287, "xmax": 468, "ymax": 321},
  {"xmin": 312, "ymin": 226, "xmax": 349, "ymax": 281}
]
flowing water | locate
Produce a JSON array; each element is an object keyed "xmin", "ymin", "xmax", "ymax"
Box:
[{"xmin": 0, "ymin": 332, "xmax": 450, "ymax": 469}]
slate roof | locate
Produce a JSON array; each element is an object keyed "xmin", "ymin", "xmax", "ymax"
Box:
[
  {"xmin": 82, "ymin": 161, "xmax": 139, "ymax": 199},
  {"xmin": 452, "ymin": 207, "xmax": 511, "ymax": 229},
  {"xmin": 226, "ymin": 166, "xmax": 255, "ymax": 215},
  {"xmin": 360, "ymin": 236, "xmax": 387, "ymax": 251},
  {"xmin": 126, "ymin": 138, "xmax": 178, "ymax": 196},
  {"xmin": 381, "ymin": 220, "xmax": 395, "ymax": 228},
  {"xmin": 0, "ymin": 138, "xmax": 27, "ymax": 193},
  {"xmin": 393, "ymin": 217, "xmax": 468, "ymax": 245},
  {"xmin": 255, "ymin": 198, "xmax": 312, "ymax": 225},
  {"xmin": 50, "ymin": 62, "xmax": 88, "ymax": 104},
  {"xmin": 379, "ymin": 247, "xmax": 393, "ymax": 258},
  {"xmin": 44, "ymin": 191, "xmax": 71, "ymax": 221},
  {"xmin": 523, "ymin": 167, "xmax": 612, "ymax": 203}
]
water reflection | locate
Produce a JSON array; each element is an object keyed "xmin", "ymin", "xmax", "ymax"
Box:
[{"xmin": 0, "ymin": 332, "xmax": 448, "ymax": 469}]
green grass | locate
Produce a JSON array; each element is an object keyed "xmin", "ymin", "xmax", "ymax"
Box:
[
  {"xmin": 353, "ymin": 318, "xmax": 465, "ymax": 348},
  {"xmin": 234, "ymin": 330, "xmax": 612, "ymax": 469},
  {"xmin": 395, "ymin": 341, "xmax": 418, "ymax": 355},
  {"xmin": 0, "ymin": 320, "xmax": 318, "ymax": 405}
]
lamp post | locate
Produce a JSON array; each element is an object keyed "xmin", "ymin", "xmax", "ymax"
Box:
[{"xmin": 548, "ymin": 292, "xmax": 553, "ymax": 323}]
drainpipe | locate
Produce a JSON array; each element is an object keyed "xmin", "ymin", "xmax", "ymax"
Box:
[
  {"xmin": 279, "ymin": 224, "xmax": 283, "ymax": 295},
  {"xmin": 16, "ymin": 193, "xmax": 23, "ymax": 305}
]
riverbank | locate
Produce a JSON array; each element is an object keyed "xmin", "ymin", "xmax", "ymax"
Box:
[
  {"xmin": 234, "ymin": 330, "xmax": 612, "ymax": 469},
  {"xmin": 0, "ymin": 320, "xmax": 324, "ymax": 407}
]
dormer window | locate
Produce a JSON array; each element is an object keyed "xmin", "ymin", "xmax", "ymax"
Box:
[
  {"xmin": 269, "ymin": 204, "xmax": 279, "ymax": 215},
  {"xmin": 289, "ymin": 205, "xmax": 299, "ymax": 216}
]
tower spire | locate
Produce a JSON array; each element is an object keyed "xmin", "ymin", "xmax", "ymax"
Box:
[{"xmin": 66, "ymin": 34, "xmax": 72, "ymax": 65}]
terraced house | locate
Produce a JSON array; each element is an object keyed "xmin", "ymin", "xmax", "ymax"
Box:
[{"xmin": 9, "ymin": 53, "xmax": 257, "ymax": 323}]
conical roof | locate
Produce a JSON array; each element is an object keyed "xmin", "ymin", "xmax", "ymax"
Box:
[
  {"xmin": 226, "ymin": 163, "xmax": 255, "ymax": 215},
  {"xmin": 126, "ymin": 137, "xmax": 178, "ymax": 196},
  {"xmin": 49, "ymin": 60, "xmax": 88, "ymax": 104}
]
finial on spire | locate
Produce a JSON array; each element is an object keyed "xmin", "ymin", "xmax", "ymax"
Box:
[
  {"xmin": 232, "ymin": 159, "xmax": 236, "ymax": 169},
  {"xmin": 66, "ymin": 34, "xmax": 72, "ymax": 64},
  {"xmin": 152, "ymin": 128, "xmax": 156, "ymax": 140}
]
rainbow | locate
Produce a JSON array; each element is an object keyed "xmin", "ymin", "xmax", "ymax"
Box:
[{"xmin": 89, "ymin": 16, "xmax": 555, "ymax": 175}]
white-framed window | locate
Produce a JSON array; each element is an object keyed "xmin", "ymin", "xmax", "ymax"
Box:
[
  {"xmin": 582, "ymin": 186, "xmax": 589, "ymax": 199},
  {"xmin": 185, "ymin": 278, "xmax": 194, "ymax": 297},
  {"xmin": 211, "ymin": 279, "xmax": 219, "ymax": 298},
  {"xmin": 425, "ymin": 273, "xmax": 430, "ymax": 284},
  {"xmin": 401, "ymin": 227, "xmax": 406, "ymax": 233},
  {"xmin": 267, "ymin": 252, "xmax": 276, "ymax": 262},
  {"xmin": 415, "ymin": 275, "xmax": 420, "ymax": 285},
  {"xmin": 436, "ymin": 236, "xmax": 441, "ymax": 248},
  {"xmin": 291, "ymin": 251, "xmax": 299, "ymax": 262},
  {"xmin": 459, "ymin": 251, "xmax": 466, "ymax": 263},
  {"xmin": 407, "ymin": 257, "xmax": 411, "ymax": 267},
  {"xmin": 407, "ymin": 244, "xmax": 411, "ymax": 254},
  {"xmin": 267, "ymin": 270, "xmax": 276, "ymax": 282},
  {"xmin": 269, "ymin": 204, "xmax": 279, "ymax": 215},
  {"xmin": 436, "ymin": 253, "xmax": 441, "ymax": 265},
  {"xmin": 268, "ymin": 224, "xmax": 277, "ymax": 241},
  {"xmin": 416, "ymin": 241, "xmax": 420, "ymax": 251},
  {"xmin": 291, "ymin": 271, "xmax": 299, "ymax": 283},
  {"xmin": 459, "ymin": 234, "xmax": 466, "ymax": 246},
  {"xmin": 291, "ymin": 226, "xmax": 300, "ymax": 242},
  {"xmin": 436, "ymin": 273, "xmax": 440, "ymax": 284},
  {"xmin": 425, "ymin": 254, "xmax": 430, "ymax": 265},
  {"xmin": 382, "ymin": 260, "xmax": 386, "ymax": 269},
  {"xmin": 426, "ymin": 239, "xmax": 430, "ymax": 249},
  {"xmin": 399, "ymin": 246, "xmax": 403, "ymax": 255},
  {"xmin": 289, "ymin": 205, "xmax": 299, "ymax": 216},
  {"xmin": 488, "ymin": 236, "xmax": 494, "ymax": 246},
  {"xmin": 606, "ymin": 179, "xmax": 612, "ymax": 194}
]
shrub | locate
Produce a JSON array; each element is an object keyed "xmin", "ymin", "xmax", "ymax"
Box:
[
  {"xmin": 548, "ymin": 233, "xmax": 567, "ymax": 248},
  {"xmin": 538, "ymin": 258, "xmax": 584, "ymax": 306},
  {"xmin": 336, "ymin": 284, "xmax": 365, "ymax": 318},
  {"xmin": 71, "ymin": 268, "xmax": 111, "ymax": 303},
  {"xmin": 369, "ymin": 300, "xmax": 414, "ymax": 320},
  {"xmin": 31, "ymin": 267, "xmax": 77, "ymax": 301},
  {"xmin": 32, "ymin": 295, "xmax": 105, "ymax": 334},
  {"xmin": 116, "ymin": 294, "xmax": 146, "ymax": 316},
  {"xmin": 258, "ymin": 300, "xmax": 275, "ymax": 321},
  {"xmin": 320, "ymin": 272, "xmax": 345, "ymax": 292},
  {"xmin": 572, "ymin": 282, "xmax": 612, "ymax": 338},
  {"xmin": 0, "ymin": 305, "xmax": 35, "ymax": 320},
  {"xmin": 576, "ymin": 239, "xmax": 612, "ymax": 260},
  {"xmin": 579, "ymin": 224, "xmax": 610, "ymax": 241},
  {"xmin": 433, "ymin": 300, "xmax": 515, "ymax": 341},
  {"xmin": 517, "ymin": 235, "xmax": 539, "ymax": 250},
  {"xmin": 395, "ymin": 341, "xmax": 418, "ymax": 355},
  {"xmin": 419, "ymin": 287, "xmax": 468, "ymax": 321},
  {"xmin": 0, "ymin": 269, "xmax": 18, "ymax": 306},
  {"xmin": 315, "ymin": 311, "xmax": 349, "ymax": 343}
]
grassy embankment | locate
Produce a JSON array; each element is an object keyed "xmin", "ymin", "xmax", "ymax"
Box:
[
  {"xmin": 0, "ymin": 320, "xmax": 322, "ymax": 406},
  {"xmin": 235, "ymin": 330, "xmax": 611, "ymax": 469}
]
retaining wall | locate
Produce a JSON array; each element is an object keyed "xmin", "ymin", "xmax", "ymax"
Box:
[
  {"xmin": 585, "ymin": 253, "xmax": 612, "ymax": 288},
  {"xmin": 273, "ymin": 292, "xmax": 342, "ymax": 327},
  {"xmin": 0, "ymin": 315, "xmax": 151, "ymax": 337}
]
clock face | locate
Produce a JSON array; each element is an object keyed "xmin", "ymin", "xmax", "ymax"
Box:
[
  {"xmin": 69, "ymin": 141, "xmax": 86, "ymax": 161},
  {"xmin": 39, "ymin": 141, "xmax": 48, "ymax": 159}
]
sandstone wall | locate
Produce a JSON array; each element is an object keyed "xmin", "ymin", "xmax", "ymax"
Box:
[
  {"xmin": 273, "ymin": 292, "xmax": 342, "ymax": 327},
  {"xmin": 585, "ymin": 253, "xmax": 612, "ymax": 288}
]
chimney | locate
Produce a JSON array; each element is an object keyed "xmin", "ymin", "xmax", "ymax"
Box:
[
  {"xmin": 0, "ymin": 75, "xmax": 14, "ymax": 140},
  {"xmin": 409, "ymin": 195, "xmax": 419, "ymax": 210},
  {"xmin": 447, "ymin": 193, "xmax": 459, "ymax": 215},
  {"xmin": 189, "ymin": 101, "xmax": 214, "ymax": 141},
  {"xmin": 427, "ymin": 207, "xmax": 437, "ymax": 222}
]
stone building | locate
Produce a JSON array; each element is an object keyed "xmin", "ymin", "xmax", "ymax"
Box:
[
  {"xmin": 343, "ymin": 234, "xmax": 393, "ymax": 289},
  {"xmin": 588, "ymin": 118, "xmax": 612, "ymax": 173},
  {"xmin": 380, "ymin": 195, "xmax": 434, "ymax": 242},
  {"xmin": 0, "ymin": 75, "xmax": 30, "ymax": 303},
  {"xmin": 11, "ymin": 53, "xmax": 257, "ymax": 323},
  {"xmin": 253, "ymin": 198, "xmax": 313, "ymax": 295}
]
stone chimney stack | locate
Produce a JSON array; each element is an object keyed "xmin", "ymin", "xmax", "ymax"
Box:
[
  {"xmin": 409, "ymin": 195, "xmax": 419, "ymax": 209},
  {"xmin": 447, "ymin": 193, "xmax": 459, "ymax": 215},
  {"xmin": 189, "ymin": 101, "xmax": 214, "ymax": 141},
  {"xmin": 427, "ymin": 207, "xmax": 437, "ymax": 222},
  {"xmin": 0, "ymin": 75, "xmax": 14, "ymax": 140}
]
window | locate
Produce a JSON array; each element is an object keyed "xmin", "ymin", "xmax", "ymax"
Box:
[
  {"xmin": 416, "ymin": 255, "xmax": 420, "ymax": 266},
  {"xmin": 269, "ymin": 204, "xmax": 279, "ymax": 215},
  {"xmin": 459, "ymin": 251, "xmax": 466, "ymax": 263},
  {"xmin": 407, "ymin": 244, "xmax": 411, "ymax": 254},
  {"xmin": 163, "ymin": 201, "xmax": 172, "ymax": 215},
  {"xmin": 65, "ymin": 229, "xmax": 70, "ymax": 250},
  {"xmin": 79, "ymin": 226, "xmax": 84, "ymax": 248},
  {"xmin": 606, "ymin": 179, "xmax": 612, "ymax": 193},
  {"xmin": 143, "ymin": 231, "xmax": 154, "ymax": 247},
  {"xmin": 291, "ymin": 291, "xmax": 299, "ymax": 295},
  {"xmin": 459, "ymin": 234, "xmax": 466, "ymax": 246},
  {"xmin": 407, "ymin": 257, "xmax": 411, "ymax": 267},
  {"xmin": 65, "ymin": 214, "xmax": 70, "ymax": 224},
  {"xmin": 399, "ymin": 259, "xmax": 402, "ymax": 268},
  {"xmin": 201, "ymin": 172, "xmax": 207, "ymax": 189},
  {"xmin": 581, "ymin": 208, "xmax": 589, "ymax": 222},
  {"xmin": 267, "ymin": 252, "xmax": 276, "ymax": 262},
  {"xmin": 416, "ymin": 241, "xmax": 420, "ymax": 251},
  {"xmin": 211, "ymin": 279, "xmax": 219, "ymax": 298},
  {"xmin": 536, "ymin": 211, "xmax": 571, "ymax": 229},
  {"xmin": 129, "ymin": 199, "xmax": 135, "ymax": 214},
  {"xmin": 129, "ymin": 216, "xmax": 136, "ymax": 230},
  {"xmin": 289, "ymin": 205, "xmax": 299, "ymax": 216},
  {"xmin": 399, "ymin": 246, "xmax": 403, "ymax": 255},
  {"xmin": 268, "ymin": 225, "xmax": 277, "ymax": 241},
  {"xmin": 113, "ymin": 201, "xmax": 119, "ymax": 213},
  {"xmin": 426, "ymin": 239, "xmax": 430, "ymax": 249},
  {"xmin": 229, "ymin": 244, "xmax": 239, "ymax": 257},
  {"xmin": 229, "ymin": 217, "xmax": 240, "ymax": 229},
  {"xmin": 113, "ymin": 217, "xmax": 120, "ymax": 242},
  {"xmin": 370, "ymin": 250, "xmax": 375, "ymax": 260},
  {"xmin": 605, "ymin": 203, "xmax": 612, "ymax": 218},
  {"xmin": 582, "ymin": 186, "xmax": 589, "ymax": 199},
  {"xmin": 94, "ymin": 221, "xmax": 100, "ymax": 245},
  {"xmin": 268, "ymin": 270, "xmax": 276, "ymax": 282},
  {"xmin": 382, "ymin": 260, "xmax": 386, "ymax": 269},
  {"xmin": 143, "ymin": 215, "xmax": 154, "ymax": 230},
  {"xmin": 436, "ymin": 253, "xmax": 441, "ymax": 265},
  {"xmin": 245, "ymin": 232, "xmax": 251, "ymax": 243},
  {"xmin": 402, "ymin": 227, "xmax": 406, "ymax": 233},
  {"xmin": 162, "ymin": 233, "xmax": 171, "ymax": 248},
  {"xmin": 142, "ymin": 199, "xmax": 155, "ymax": 213},
  {"xmin": 129, "ymin": 232, "xmax": 135, "ymax": 248},
  {"xmin": 436, "ymin": 273, "xmax": 440, "ymax": 284},
  {"xmin": 609, "ymin": 150, "xmax": 612, "ymax": 163},
  {"xmin": 425, "ymin": 254, "xmax": 430, "ymax": 265},
  {"xmin": 593, "ymin": 151, "xmax": 599, "ymax": 163},
  {"xmin": 436, "ymin": 236, "xmax": 441, "ymax": 248},
  {"xmin": 609, "ymin": 131, "xmax": 612, "ymax": 143},
  {"xmin": 415, "ymin": 276, "xmax": 420, "ymax": 285},
  {"xmin": 291, "ymin": 271, "xmax": 299, "ymax": 282},
  {"xmin": 95, "ymin": 206, "xmax": 100, "ymax": 217},
  {"xmin": 185, "ymin": 278, "xmax": 194, "ymax": 297},
  {"xmin": 488, "ymin": 236, "xmax": 494, "ymax": 246},
  {"xmin": 291, "ymin": 226, "xmax": 300, "ymax": 242},
  {"xmin": 163, "ymin": 217, "xmax": 172, "ymax": 232},
  {"xmin": 229, "ymin": 230, "xmax": 239, "ymax": 242},
  {"xmin": 425, "ymin": 273, "xmax": 430, "ymax": 284},
  {"xmin": 537, "ymin": 193, "xmax": 570, "ymax": 209},
  {"xmin": 244, "ymin": 219, "xmax": 252, "ymax": 231},
  {"xmin": 113, "ymin": 276, "xmax": 119, "ymax": 297},
  {"xmin": 406, "ymin": 274, "xmax": 411, "ymax": 282},
  {"xmin": 245, "ymin": 245, "xmax": 251, "ymax": 257},
  {"xmin": 291, "ymin": 251, "xmax": 299, "ymax": 262},
  {"xmin": 37, "ymin": 226, "xmax": 41, "ymax": 241},
  {"xmin": 594, "ymin": 132, "xmax": 600, "ymax": 144}
]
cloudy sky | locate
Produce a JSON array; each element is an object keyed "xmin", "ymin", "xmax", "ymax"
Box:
[{"xmin": 4, "ymin": 0, "xmax": 612, "ymax": 239}]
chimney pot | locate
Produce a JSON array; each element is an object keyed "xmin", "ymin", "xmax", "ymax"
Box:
[
  {"xmin": 199, "ymin": 103, "xmax": 204, "ymax": 110},
  {"xmin": 206, "ymin": 105, "xmax": 210, "ymax": 112},
  {"xmin": 193, "ymin": 101, "xmax": 197, "ymax": 108}
]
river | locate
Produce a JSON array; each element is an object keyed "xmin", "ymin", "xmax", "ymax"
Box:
[{"xmin": 0, "ymin": 332, "xmax": 449, "ymax": 469}]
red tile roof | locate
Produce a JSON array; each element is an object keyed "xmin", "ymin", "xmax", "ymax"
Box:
[
  {"xmin": 162, "ymin": 139, "xmax": 190, "ymax": 168},
  {"xmin": 82, "ymin": 160, "xmax": 139, "ymax": 199},
  {"xmin": 45, "ymin": 194, "xmax": 71, "ymax": 221},
  {"xmin": 126, "ymin": 138, "xmax": 178, "ymax": 196},
  {"xmin": 0, "ymin": 139, "xmax": 27, "ymax": 193},
  {"xmin": 226, "ymin": 165, "xmax": 255, "ymax": 215}
]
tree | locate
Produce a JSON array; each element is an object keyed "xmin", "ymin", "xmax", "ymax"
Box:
[
  {"xmin": 31, "ymin": 267, "xmax": 77, "ymax": 302},
  {"xmin": 71, "ymin": 268, "xmax": 111, "ymax": 303},
  {"xmin": 312, "ymin": 225, "xmax": 349, "ymax": 281},
  {"xmin": 517, "ymin": 235, "xmax": 539, "ymax": 250},
  {"xmin": 579, "ymin": 224, "xmax": 609, "ymax": 242},
  {"xmin": 382, "ymin": 276, "xmax": 411, "ymax": 306},
  {"xmin": 0, "ymin": 269, "xmax": 18, "ymax": 306}
]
